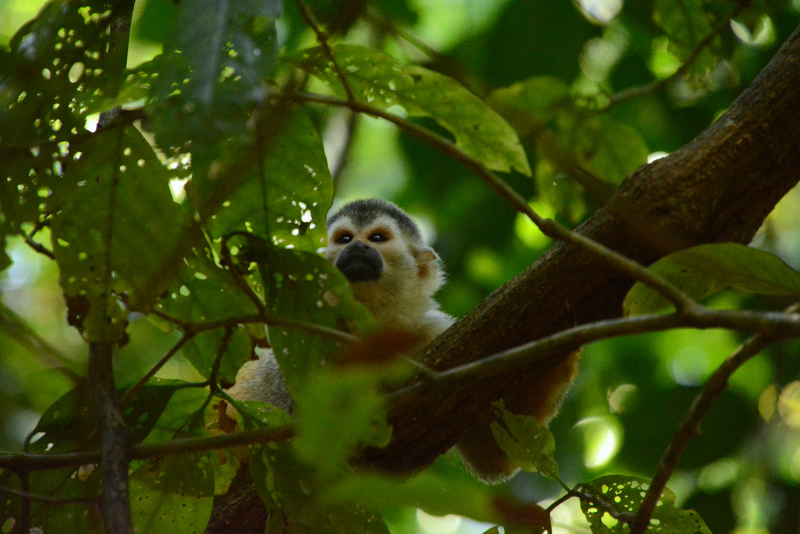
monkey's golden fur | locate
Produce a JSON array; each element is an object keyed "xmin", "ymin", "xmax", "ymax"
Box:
[{"xmin": 227, "ymin": 198, "xmax": 577, "ymax": 483}]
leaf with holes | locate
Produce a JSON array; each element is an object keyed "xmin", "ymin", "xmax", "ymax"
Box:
[
  {"xmin": 166, "ymin": 0, "xmax": 281, "ymax": 108},
  {"xmin": 0, "ymin": 0, "xmax": 134, "ymax": 236},
  {"xmin": 0, "ymin": 0, "xmax": 132, "ymax": 146},
  {"xmin": 134, "ymin": 0, "xmax": 281, "ymax": 154},
  {"xmin": 294, "ymin": 44, "xmax": 531, "ymax": 177},
  {"xmin": 0, "ymin": 465, "xmax": 104, "ymax": 533},
  {"xmin": 50, "ymin": 125, "xmax": 189, "ymax": 338},
  {"xmin": 579, "ymin": 475, "xmax": 711, "ymax": 534},
  {"xmin": 181, "ymin": 327, "xmax": 252, "ymax": 383},
  {"xmin": 28, "ymin": 382, "xmax": 180, "ymax": 455},
  {"xmin": 193, "ymin": 106, "xmax": 333, "ymax": 253},
  {"xmin": 489, "ymin": 400, "xmax": 559, "ymax": 479},
  {"xmin": 624, "ymin": 244, "xmax": 800, "ymax": 315}
]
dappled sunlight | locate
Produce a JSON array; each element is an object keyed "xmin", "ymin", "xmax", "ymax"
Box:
[{"xmin": 574, "ymin": 416, "xmax": 622, "ymax": 469}]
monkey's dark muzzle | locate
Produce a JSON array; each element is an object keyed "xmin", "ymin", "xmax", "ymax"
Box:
[{"xmin": 335, "ymin": 241, "xmax": 383, "ymax": 283}]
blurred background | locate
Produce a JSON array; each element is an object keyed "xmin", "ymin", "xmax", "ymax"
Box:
[{"xmin": 2, "ymin": 0, "xmax": 800, "ymax": 532}]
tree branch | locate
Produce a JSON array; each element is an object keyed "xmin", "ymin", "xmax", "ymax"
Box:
[
  {"xmin": 0, "ymin": 424, "xmax": 295, "ymax": 472},
  {"xmin": 629, "ymin": 303, "xmax": 800, "ymax": 533}
]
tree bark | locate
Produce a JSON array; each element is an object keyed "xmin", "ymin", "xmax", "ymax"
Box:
[{"xmin": 207, "ymin": 22, "xmax": 800, "ymax": 532}]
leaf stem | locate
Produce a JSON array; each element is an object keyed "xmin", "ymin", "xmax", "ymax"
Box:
[{"xmin": 295, "ymin": 0, "xmax": 356, "ymax": 102}]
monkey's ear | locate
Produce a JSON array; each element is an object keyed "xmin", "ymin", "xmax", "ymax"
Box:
[
  {"xmin": 416, "ymin": 247, "xmax": 445, "ymax": 295},
  {"xmin": 416, "ymin": 247, "xmax": 439, "ymax": 265}
]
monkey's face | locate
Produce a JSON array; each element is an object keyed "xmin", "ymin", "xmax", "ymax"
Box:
[{"xmin": 325, "ymin": 214, "xmax": 415, "ymax": 286}]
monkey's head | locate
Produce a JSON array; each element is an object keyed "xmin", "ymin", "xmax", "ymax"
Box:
[{"xmin": 325, "ymin": 199, "xmax": 445, "ymax": 315}]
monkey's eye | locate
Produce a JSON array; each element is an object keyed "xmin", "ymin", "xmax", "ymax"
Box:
[
  {"xmin": 368, "ymin": 232, "xmax": 388, "ymax": 243},
  {"xmin": 335, "ymin": 233, "xmax": 353, "ymax": 244}
]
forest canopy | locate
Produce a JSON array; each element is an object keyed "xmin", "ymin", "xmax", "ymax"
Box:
[{"xmin": 1, "ymin": 0, "xmax": 800, "ymax": 533}]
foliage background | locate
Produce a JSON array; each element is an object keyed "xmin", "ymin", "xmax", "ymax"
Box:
[{"xmin": 1, "ymin": 0, "xmax": 800, "ymax": 533}]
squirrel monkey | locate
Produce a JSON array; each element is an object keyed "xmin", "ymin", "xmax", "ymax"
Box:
[{"xmin": 227, "ymin": 198, "xmax": 576, "ymax": 483}]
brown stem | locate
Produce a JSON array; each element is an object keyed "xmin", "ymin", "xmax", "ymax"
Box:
[{"xmin": 88, "ymin": 342, "xmax": 132, "ymax": 534}]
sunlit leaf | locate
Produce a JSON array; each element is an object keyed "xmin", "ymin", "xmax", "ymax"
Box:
[
  {"xmin": 653, "ymin": 0, "xmax": 717, "ymax": 81},
  {"xmin": 579, "ymin": 475, "xmax": 711, "ymax": 534},
  {"xmin": 0, "ymin": 0, "xmax": 134, "ymax": 236},
  {"xmin": 624, "ymin": 244, "xmax": 800, "ymax": 315},
  {"xmin": 295, "ymin": 44, "xmax": 531, "ymax": 176},
  {"xmin": 0, "ymin": 0, "xmax": 131, "ymax": 147}
]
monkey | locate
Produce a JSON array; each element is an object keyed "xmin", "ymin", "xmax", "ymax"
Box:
[{"xmin": 226, "ymin": 198, "xmax": 577, "ymax": 483}]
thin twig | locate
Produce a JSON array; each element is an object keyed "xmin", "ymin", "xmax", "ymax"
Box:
[
  {"xmin": 119, "ymin": 334, "xmax": 192, "ymax": 408},
  {"xmin": 295, "ymin": 0, "xmax": 356, "ymax": 102},
  {"xmin": 606, "ymin": 2, "xmax": 747, "ymax": 108},
  {"xmin": 0, "ymin": 424, "xmax": 296, "ymax": 471},
  {"xmin": 0, "ymin": 485, "xmax": 97, "ymax": 505},
  {"xmin": 24, "ymin": 221, "xmax": 55, "ymax": 259},
  {"xmin": 629, "ymin": 303, "xmax": 800, "ymax": 533},
  {"xmin": 363, "ymin": 9, "xmax": 443, "ymax": 61},
  {"xmin": 389, "ymin": 307, "xmax": 800, "ymax": 402},
  {"xmin": 265, "ymin": 87, "xmax": 699, "ymax": 313}
]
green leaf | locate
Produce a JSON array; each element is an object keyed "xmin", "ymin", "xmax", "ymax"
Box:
[
  {"xmin": 0, "ymin": 0, "xmax": 135, "ymax": 238},
  {"xmin": 129, "ymin": 464, "xmax": 213, "ymax": 534},
  {"xmin": 653, "ymin": 0, "xmax": 717, "ymax": 81},
  {"xmin": 487, "ymin": 76, "xmax": 571, "ymax": 137},
  {"xmin": 571, "ymin": 117, "xmax": 649, "ymax": 185},
  {"xmin": 50, "ymin": 125, "xmax": 189, "ymax": 338},
  {"xmin": 129, "ymin": 400, "xmax": 216, "ymax": 533},
  {"xmin": 165, "ymin": 0, "xmax": 281, "ymax": 108},
  {"xmin": 0, "ymin": 466, "xmax": 104, "ymax": 533},
  {"xmin": 489, "ymin": 400, "xmax": 559, "ymax": 479},
  {"xmin": 0, "ymin": 0, "xmax": 132, "ymax": 148},
  {"xmin": 624, "ymin": 244, "xmax": 800, "ymax": 315},
  {"xmin": 295, "ymin": 44, "xmax": 531, "ymax": 176},
  {"xmin": 293, "ymin": 366, "xmax": 393, "ymax": 476},
  {"xmin": 327, "ymin": 458, "xmax": 500, "ymax": 525},
  {"xmin": 194, "ymin": 105, "xmax": 333, "ymax": 253},
  {"xmin": 28, "ymin": 382, "xmax": 179, "ymax": 454},
  {"xmin": 579, "ymin": 475, "xmax": 711, "ymax": 534},
  {"xmin": 181, "ymin": 326, "xmax": 252, "ymax": 383}
]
